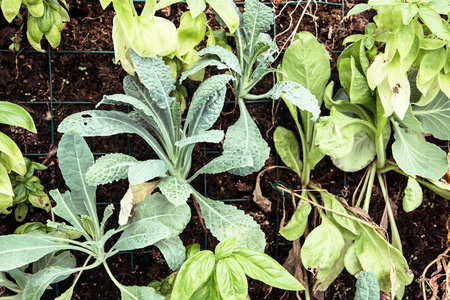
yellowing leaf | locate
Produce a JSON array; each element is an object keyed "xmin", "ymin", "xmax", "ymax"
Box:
[{"xmin": 118, "ymin": 182, "xmax": 156, "ymax": 225}]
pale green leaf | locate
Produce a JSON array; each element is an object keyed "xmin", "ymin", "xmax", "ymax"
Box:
[
  {"xmin": 267, "ymin": 81, "xmax": 320, "ymax": 121},
  {"xmin": 392, "ymin": 121, "xmax": 447, "ymax": 180},
  {"xmin": 1, "ymin": 0, "xmax": 21, "ymax": 22},
  {"xmin": 0, "ymin": 163, "xmax": 13, "ymax": 196},
  {"xmin": 417, "ymin": 48, "xmax": 446, "ymax": 87},
  {"xmin": 222, "ymin": 107, "xmax": 270, "ymax": 176},
  {"xmin": 231, "ymin": 248, "xmax": 304, "ymax": 291},
  {"xmin": 279, "ymin": 31, "xmax": 330, "ymax": 102},
  {"xmin": 120, "ymin": 285, "xmax": 165, "ymax": 300},
  {"xmin": 0, "ymin": 102, "xmax": 36, "ymax": 132},
  {"xmin": 157, "ymin": 176, "xmax": 192, "ymax": 207},
  {"xmin": 216, "ymin": 258, "xmax": 248, "ymax": 300},
  {"xmin": 112, "ymin": 16, "xmax": 135, "ymax": 75},
  {"xmin": 279, "ymin": 201, "xmax": 311, "ymax": 241},
  {"xmin": 0, "ymin": 271, "xmax": 20, "ymax": 292},
  {"xmin": 176, "ymin": 130, "xmax": 224, "ymax": 149},
  {"xmin": 32, "ymin": 251, "xmax": 76, "ymax": 275},
  {"xmin": 401, "ymin": 3, "xmax": 418, "ymax": 24},
  {"xmin": 189, "ymin": 275, "xmax": 222, "ymax": 299},
  {"xmin": 413, "ymin": 89, "xmax": 450, "ymax": 140},
  {"xmin": 301, "ymin": 215, "xmax": 345, "ymax": 274},
  {"xmin": 86, "ymin": 153, "xmax": 138, "ymax": 186},
  {"xmin": 418, "ymin": 6, "xmax": 445, "ymax": 39},
  {"xmin": 185, "ymin": 74, "xmax": 232, "ymax": 135},
  {"xmin": 195, "ymin": 192, "xmax": 266, "ymax": 251},
  {"xmin": 347, "ymin": 3, "xmax": 371, "ymax": 16},
  {"xmin": 171, "ymin": 250, "xmax": 216, "ymax": 299},
  {"xmin": 320, "ymin": 191, "xmax": 358, "ymax": 237},
  {"xmin": 189, "ymin": 154, "xmax": 253, "ymax": 181},
  {"xmin": 177, "ymin": 11, "xmax": 206, "ymax": 57},
  {"xmin": 128, "ymin": 159, "xmax": 168, "ymax": 185},
  {"xmin": 344, "ymin": 242, "xmax": 363, "ymax": 276},
  {"xmin": 0, "ymin": 132, "xmax": 25, "ymax": 167},
  {"xmin": 49, "ymin": 190, "xmax": 85, "ymax": 235},
  {"xmin": 215, "ymin": 237, "xmax": 237, "ymax": 260},
  {"xmin": 187, "ymin": 0, "xmax": 205, "ymax": 18},
  {"xmin": 355, "ymin": 271, "xmax": 380, "ymax": 300},
  {"xmin": 403, "ymin": 176, "xmax": 423, "ymax": 212},
  {"xmin": 208, "ymin": 0, "xmax": 239, "ymax": 33},
  {"xmin": 22, "ymin": 267, "xmax": 76, "ymax": 300},
  {"xmin": 114, "ymin": 220, "xmax": 171, "ymax": 251},
  {"xmin": 274, "ymin": 126, "xmax": 302, "ymax": 177},
  {"xmin": 154, "ymin": 236, "xmax": 186, "ymax": 271},
  {"xmin": 100, "ymin": 0, "xmax": 112, "ymax": 9},
  {"xmin": 112, "ymin": 0, "xmax": 135, "ymax": 41},
  {"xmin": 331, "ymin": 132, "xmax": 376, "ymax": 172},
  {"xmin": 0, "ymin": 235, "xmax": 74, "ymax": 271}
]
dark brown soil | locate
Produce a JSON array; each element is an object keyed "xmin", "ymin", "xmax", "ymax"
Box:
[{"xmin": 0, "ymin": 1, "xmax": 449, "ymax": 300}]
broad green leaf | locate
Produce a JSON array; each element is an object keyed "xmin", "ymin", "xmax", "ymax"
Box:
[
  {"xmin": 354, "ymin": 224, "xmax": 413, "ymax": 292},
  {"xmin": 189, "ymin": 154, "xmax": 252, "ymax": 181},
  {"xmin": 112, "ymin": 16, "xmax": 135, "ymax": 75},
  {"xmin": 86, "ymin": 153, "xmax": 138, "ymax": 186},
  {"xmin": 120, "ymin": 285, "xmax": 165, "ymax": 300},
  {"xmin": 403, "ymin": 176, "xmax": 423, "ymax": 212},
  {"xmin": 189, "ymin": 274, "xmax": 222, "ymax": 299},
  {"xmin": 438, "ymin": 71, "xmax": 450, "ymax": 98},
  {"xmin": 418, "ymin": 6, "xmax": 445, "ymax": 39},
  {"xmin": 274, "ymin": 126, "xmax": 302, "ymax": 177},
  {"xmin": 208, "ymin": 0, "xmax": 239, "ymax": 33},
  {"xmin": 22, "ymin": 267, "xmax": 76, "ymax": 300},
  {"xmin": 0, "ymin": 132, "xmax": 25, "ymax": 168},
  {"xmin": 157, "ymin": 176, "xmax": 192, "ymax": 206},
  {"xmin": 419, "ymin": 38, "xmax": 446, "ymax": 50},
  {"xmin": 171, "ymin": 250, "xmax": 216, "ymax": 299},
  {"xmin": 128, "ymin": 192, "xmax": 191, "ymax": 236},
  {"xmin": 0, "ymin": 163, "xmax": 13, "ymax": 196},
  {"xmin": 185, "ymin": 74, "xmax": 232, "ymax": 135},
  {"xmin": 222, "ymin": 107, "xmax": 270, "ymax": 176},
  {"xmin": 132, "ymin": 16, "xmax": 178, "ymax": 57},
  {"xmin": 81, "ymin": 215, "xmax": 96, "ymax": 238},
  {"xmin": 8, "ymin": 268, "xmax": 30, "ymax": 290},
  {"xmin": 215, "ymin": 237, "xmax": 236, "ymax": 260},
  {"xmin": 176, "ymin": 130, "xmax": 224, "ymax": 149},
  {"xmin": 301, "ymin": 215, "xmax": 345, "ymax": 274},
  {"xmin": 279, "ymin": 31, "xmax": 330, "ymax": 102},
  {"xmin": 216, "ymin": 258, "xmax": 248, "ymax": 300},
  {"xmin": 395, "ymin": 105, "xmax": 423, "ymax": 133},
  {"xmin": 331, "ymin": 132, "xmax": 376, "ymax": 172},
  {"xmin": 367, "ymin": 53, "xmax": 389, "ymax": 90},
  {"xmin": 320, "ymin": 191, "xmax": 358, "ymax": 237},
  {"xmin": 58, "ymin": 110, "xmax": 166, "ymax": 159},
  {"xmin": 231, "ymin": 248, "xmax": 304, "ymax": 291},
  {"xmin": 32, "ymin": 251, "xmax": 76, "ymax": 285},
  {"xmin": 243, "ymin": 0, "xmax": 273, "ymax": 46},
  {"xmin": 412, "ymin": 90, "xmax": 450, "ymax": 140},
  {"xmin": 177, "ymin": 11, "xmax": 206, "ymax": 57},
  {"xmin": 0, "ymin": 235, "xmax": 76, "ymax": 271},
  {"xmin": 347, "ymin": 3, "xmax": 371, "ymax": 16},
  {"xmin": 315, "ymin": 108, "xmax": 375, "ymax": 159},
  {"xmin": 49, "ymin": 190, "xmax": 85, "ymax": 235},
  {"xmin": 0, "ymin": 102, "xmax": 36, "ymax": 132},
  {"xmin": 417, "ymin": 48, "xmax": 446, "ymax": 87},
  {"xmin": 112, "ymin": 0, "xmax": 135, "ymax": 41},
  {"xmin": 128, "ymin": 159, "xmax": 168, "ymax": 185},
  {"xmin": 401, "ymin": 3, "xmax": 418, "ymax": 24},
  {"xmin": 114, "ymin": 220, "xmax": 171, "ymax": 251},
  {"xmin": 1, "ymin": 0, "xmax": 21, "ymax": 22},
  {"xmin": 392, "ymin": 121, "xmax": 447, "ymax": 180},
  {"xmin": 0, "ymin": 192, "xmax": 13, "ymax": 211},
  {"xmin": 355, "ymin": 271, "xmax": 380, "ymax": 300},
  {"xmin": 57, "ymin": 132, "xmax": 97, "ymax": 223},
  {"xmin": 100, "ymin": 0, "xmax": 112, "ymax": 9},
  {"xmin": 187, "ymin": 0, "xmax": 205, "ymax": 18},
  {"xmin": 338, "ymin": 57, "xmax": 372, "ymax": 106},
  {"xmin": 279, "ymin": 201, "xmax": 311, "ymax": 241},
  {"xmin": 195, "ymin": 192, "xmax": 265, "ymax": 252},
  {"xmin": 267, "ymin": 81, "xmax": 320, "ymax": 121},
  {"xmin": 344, "ymin": 242, "xmax": 363, "ymax": 276},
  {"xmin": 140, "ymin": 0, "xmax": 156, "ymax": 18},
  {"xmin": 154, "ymin": 236, "xmax": 186, "ymax": 271}
]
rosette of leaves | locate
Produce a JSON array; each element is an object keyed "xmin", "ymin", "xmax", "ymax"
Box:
[
  {"xmin": 9, "ymin": 157, "xmax": 51, "ymax": 222},
  {"xmin": 181, "ymin": 0, "xmax": 321, "ymax": 178},
  {"xmin": 0, "ymin": 102, "xmax": 37, "ymax": 215},
  {"xmin": 167, "ymin": 237, "xmax": 303, "ymax": 299},
  {"xmin": 0, "ymin": 131, "xmax": 185, "ymax": 299},
  {"xmin": 58, "ymin": 49, "xmax": 268, "ymax": 263},
  {"xmin": 346, "ymin": 0, "xmax": 450, "ymax": 119},
  {"xmin": 1, "ymin": 0, "xmax": 69, "ymax": 51}
]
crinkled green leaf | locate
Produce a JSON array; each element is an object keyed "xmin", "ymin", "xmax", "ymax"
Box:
[
  {"xmin": 267, "ymin": 81, "xmax": 320, "ymax": 121},
  {"xmin": 86, "ymin": 153, "xmax": 138, "ymax": 186},
  {"xmin": 243, "ymin": 0, "xmax": 273, "ymax": 44},
  {"xmin": 195, "ymin": 192, "xmax": 265, "ymax": 252},
  {"xmin": 194, "ymin": 45, "xmax": 241, "ymax": 75},
  {"xmin": 128, "ymin": 159, "xmax": 168, "ymax": 185},
  {"xmin": 355, "ymin": 271, "xmax": 380, "ymax": 300},
  {"xmin": 301, "ymin": 215, "xmax": 345, "ymax": 274},
  {"xmin": 154, "ymin": 236, "xmax": 186, "ymax": 271},
  {"xmin": 176, "ymin": 130, "xmax": 224, "ymax": 149},
  {"xmin": 413, "ymin": 89, "xmax": 450, "ymax": 140},
  {"xmin": 402, "ymin": 176, "xmax": 423, "ymax": 212},
  {"xmin": 185, "ymin": 74, "xmax": 232, "ymax": 135},
  {"xmin": 216, "ymin": 258, "xmax": 248, "ymax": 300},
  {"xmin": 392, "ymin": 121, "xmax": 447, "ymax": 180},
  {"xmin": 222, "ymin": 108, "xmax": 270, "ymax": 176},
  {"xmin": 114, "ymin": 220, "xmax": 171, "ymax": 251},
  {"xmin": 157, "ymin": 176, "xmax": 192, "ymax": 207},
  {"xmin": 189, "ymin": 154, "xmax": 253, "ymax": 181},
  {"xmin": 171, "ymin": 250, "xmax": 216, "ymax": 299},
  {"xmin": 231, "ymin": 248, "xmax": 304, "ymax": 291},
  {"xmin": 279, "ymin": 201, "xmax": 311, "ymax": 241}
]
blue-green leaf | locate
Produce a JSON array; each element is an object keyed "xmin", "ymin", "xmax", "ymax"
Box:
[
  {"xmin": 176, "ymin": 130, "xmax": 224, "ymax": 149},
  {"xmin": 243, "ymin": 0, "xmax": 273, "ymax": 45},
  {"xmin": 22, "ymin": 267, "xmax": 76, "ymax": 300},
  {"xmin": 355, "ymin": 271, "xmax": 380, "ymax": 300},
  {"xmin": 128, "ymin": 160, "xmax": 169, "ymax": 185},
  {"xmin": 154, "ymin": 236, "xmax": 186, "ymax": 271},
  {"xmin": 114, "ymin": 220, "xmax": 171, "ymax": 251},
  {"xmin": 86, "ymin": 153, "xmax": 138, "ymax": 186},
  {"xmin": 413, "ymin": 90, "xmax": 450, "ymax": 140},
  {"xmin": 120, "ymin": 285, "xmax": 165, "ymax": 300},
  {"xmin": 157, "ymin": 176, "xmax": 192, "ymax": 207}
]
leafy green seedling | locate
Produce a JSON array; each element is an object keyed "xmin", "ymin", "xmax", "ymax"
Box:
[{"xmin": 0, "ymin": 131, "xmax": 187, "ymax": 299}]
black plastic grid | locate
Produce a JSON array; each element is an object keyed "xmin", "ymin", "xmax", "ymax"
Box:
[{"xmin": 0, "ymin": 0, "xmax": 352, "ymax": 297}]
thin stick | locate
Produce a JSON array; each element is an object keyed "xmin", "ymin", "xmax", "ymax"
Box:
[{"xmin": 192, "ymin": 196, "xmax": 208, "ymax": 234}]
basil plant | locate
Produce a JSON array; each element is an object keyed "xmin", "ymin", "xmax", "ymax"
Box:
[{"xmin": 0, "ymin": 131, "xmax": 176, "ymax": 299}]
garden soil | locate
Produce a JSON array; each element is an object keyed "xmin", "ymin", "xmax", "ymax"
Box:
[{"xmin": 0, "ymin": 0, "xmax": 449, "ymax": 299}]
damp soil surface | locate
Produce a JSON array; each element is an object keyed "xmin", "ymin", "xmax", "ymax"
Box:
[{"xmin": 0, "ymin": 1, "xmax": 449, "ymax": 299}]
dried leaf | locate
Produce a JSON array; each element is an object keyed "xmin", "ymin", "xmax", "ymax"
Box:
[{"xmin": 118, "ymin": 182, "xmax": 156, "ymax": 225}]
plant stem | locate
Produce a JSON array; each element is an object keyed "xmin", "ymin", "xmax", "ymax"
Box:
[
  {"xmin": 377, "ymin": 172, "xmax": 402, "ymax": 252},
  {"xmin": 362, "ymin": 162, "xmax": 377, "ymax": 212}
]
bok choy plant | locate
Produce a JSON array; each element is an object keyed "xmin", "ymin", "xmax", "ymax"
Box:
[
  {"xmin": 271, "ymin": 31, "xmax": 415, "ymax": 298},
  {"xmin": 0, "ymin": 131, "xmax": 182, "ymax": 299},
  {"xmin": 58, "ymin": 48, "xmax": 268, "ymax": 257}
]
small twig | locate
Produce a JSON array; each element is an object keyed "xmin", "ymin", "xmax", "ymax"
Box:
[{"xmin": 191, "ymin": 196, "xmax": 208, "ymax": 234}]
